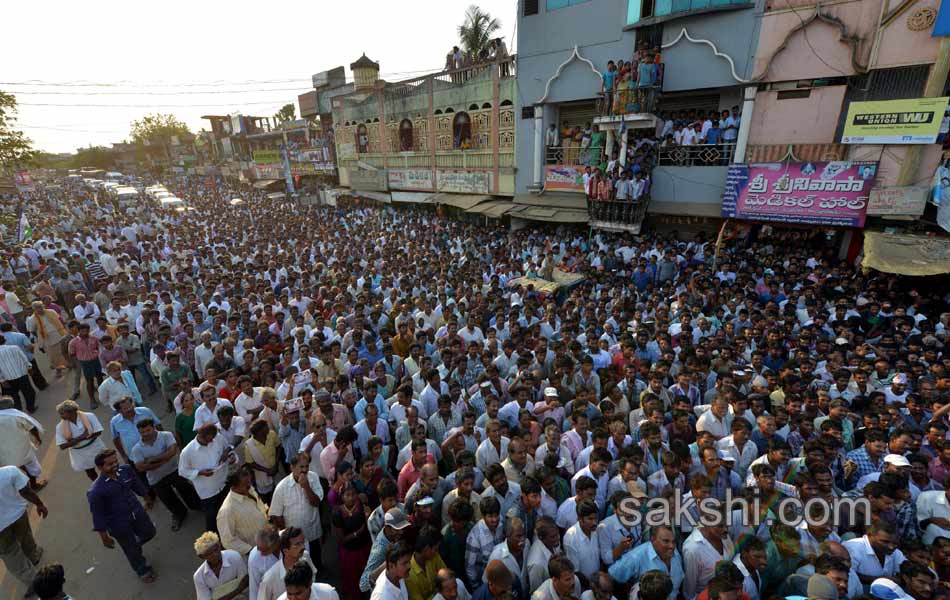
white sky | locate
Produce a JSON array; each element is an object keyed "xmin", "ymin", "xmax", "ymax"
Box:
[{"xmin": 3, "ymin": 0, "xmax": 517, "ymax": 154}]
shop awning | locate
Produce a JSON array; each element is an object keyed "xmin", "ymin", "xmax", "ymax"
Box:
[
  {"xmin": 513, "ymin": 192, "xmax": 587, "ymax": 210},
  {"xmin": 252, "ymin": 179, "xmax": 281, "ymax": 189},
  {"xmin": 507, "ymin": 205, "xmax": 589, "ymax": 223},
  {"xmin": 391, "ymin": 192, "xmax": 435, "ymax": 204},
  {"xmin": 862, "ymin": 232, "xmax": 950, "ymax": 276},
  {"xmin": 466, "ymin": 200, "xmax": 515, "ymax": 218},
  {"xmin": 351, "ymin": 191, "xmax": 391, "ymax": 203},
  {"xmin": 647, "ymin": 201, "xmax": 722, "ymax": 218},
  {"xmin": 433, "ymin": 194, "xmax": 492, "ymax": 210}
]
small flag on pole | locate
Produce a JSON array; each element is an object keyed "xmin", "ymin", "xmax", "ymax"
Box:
[{"xmin": 17, "ymin": 213, "xmax": 32, "ymax": 242}]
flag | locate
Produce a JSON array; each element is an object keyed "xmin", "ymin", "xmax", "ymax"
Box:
[{"xmin": 17, "ymin": 213, "xmax": 32, "ymax": 242}]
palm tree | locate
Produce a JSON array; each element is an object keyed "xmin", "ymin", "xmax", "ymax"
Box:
[{"xmin": 457, "ymin": 5, "xmax": 501, "ymax": 63}]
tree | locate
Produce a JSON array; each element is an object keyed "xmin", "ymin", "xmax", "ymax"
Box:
[
  {"xmin": 72, "ymin": 146, "xmax": 115, "ymax": 170},
  {"xmin": 458, "ymin": 5, "xmax": 501, "ymax": 63},
  {"xmin": 275, "ymin": 103, "xmax": 296, "ymax": 123},
  {"xmin": 0, "ymin": 91, "xmax": 36, "ymax": 170},
  {"xmin": 130, "ymin": 113, "xmax": 191, "ymax": 145}
]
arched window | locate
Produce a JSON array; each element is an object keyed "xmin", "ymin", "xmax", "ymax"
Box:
[
  {"xmin": 453, "ymin": 112, "xmax": 472, "ymax": 149},
  {"xmin": 399, "ymin": 119, "xmax": 413, "ymax": 152},
  {"xmin": 356, "ymin": 124, "xmax": 368, "ymax": 153}
]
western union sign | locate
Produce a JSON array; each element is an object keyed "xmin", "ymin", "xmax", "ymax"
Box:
[{"xmin": 841, "ymin": 97, "xmax": 949, "ymax": 144}]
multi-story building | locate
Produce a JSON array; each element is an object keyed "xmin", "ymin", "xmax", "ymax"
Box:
[
  {"xmin": 515, "ymin": 0, "xmax": 761, "ymax": 229},
  {"xmin": 330, "ymin": 53, "xmax": 518, "ymax": 213}
]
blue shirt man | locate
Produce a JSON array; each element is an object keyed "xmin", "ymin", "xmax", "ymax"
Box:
[
  {"xmin": 608, "ymin": 527, "xmax": 685, "ymax": 600},
  {"xmin": 110, "ymin": 403, "xmax": 160, "ymax": 460}
]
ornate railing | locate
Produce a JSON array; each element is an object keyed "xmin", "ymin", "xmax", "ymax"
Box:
[{"xmin": 657, "ymin": 143, "xmax": 736, "ymax": 166}]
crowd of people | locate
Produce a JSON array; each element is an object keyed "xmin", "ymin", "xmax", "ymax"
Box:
[{"xmin": 0, "ymin": 175, "xmax": 947, "ymax": 600}]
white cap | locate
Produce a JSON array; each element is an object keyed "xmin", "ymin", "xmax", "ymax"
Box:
[
  {"xmin": 883, "ymin": 454, "xmax": 910, "ymax": 467},
  {"xmin": 544, "ymin": 387, "xmax": 559, "ymax": 397}
]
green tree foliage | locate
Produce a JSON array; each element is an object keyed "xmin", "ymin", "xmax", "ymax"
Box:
[
  {"xmin": 458, "ymin": 5, "xmax": 501, "ymax": 62},
  {"xmin": 0, "ymin": 91, "xmax": 36, "ymax": 169},
  {"xmin": 275, "ymin": 103, "xmax": 296, "ymax": 123},
  {"xmin": 130, "ymin": 113, "xmax": 191, "ymax": 144}
]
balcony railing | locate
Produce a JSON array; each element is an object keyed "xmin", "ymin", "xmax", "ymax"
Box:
[
  {"xmin": 657, "ymin": 143, "xmax": 736, "ymax": 166},
  {"xmin": 588, "ymin": 197, "xmax": 651, "ymax": 231},
  {"xmin": 596, "ymin": 85, "xmax": 660, "ymax": 117},
  {"xmin": 545, "ymin": 144, "xmax": 604, "ymax": 167}
]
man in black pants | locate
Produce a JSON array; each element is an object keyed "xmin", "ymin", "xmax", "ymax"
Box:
[
  {"xmin": 87, "ymin": 449, "xmax": 157, "ymax": 583},
  {"xmin": 0, "ymin": 335, "xmax": 36, "ymax": 413},
  {"xmin": 130, "ymin": 419, "xmax": 201, "ymax": 532}
]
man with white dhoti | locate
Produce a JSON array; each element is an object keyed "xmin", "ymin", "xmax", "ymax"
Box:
[
  {"xmin": 54, "ymin": 399, "xmax": 106, "ymax": 481},
  {"xmin": 0, "ymin": 396, "xmax": 46, "ymax": 490}
]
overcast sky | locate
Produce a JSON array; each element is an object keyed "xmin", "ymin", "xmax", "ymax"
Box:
[{"xmin": 3, "ymin": 0, "xmax": 517, "ymax": 154}]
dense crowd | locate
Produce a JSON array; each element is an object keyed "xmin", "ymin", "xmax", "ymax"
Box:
[{"xmin": 0, "ymin": 176, "xmax": 948, "ymax": 600}]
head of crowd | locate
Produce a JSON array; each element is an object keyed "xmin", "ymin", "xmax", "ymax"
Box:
[{"xmin": 0, "ymin": 173, "xmax": 948, "ymax": 600}]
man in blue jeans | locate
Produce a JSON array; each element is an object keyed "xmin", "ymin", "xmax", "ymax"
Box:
[{"xmin": 87, "ymin": 448, "xmax": 157, "ymax": 583}]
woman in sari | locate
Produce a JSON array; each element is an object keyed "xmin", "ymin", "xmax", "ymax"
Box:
[{"xmin": 332, "ymin": 483, "xmax": 372, "ymax": 600}]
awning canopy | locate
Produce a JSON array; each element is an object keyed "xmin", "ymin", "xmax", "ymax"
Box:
[
  {"xmin": 252, "ymin": 179, "xmax": 281, "ymax": 189},
  {"xmin": 466, "ymin": 200, "xmax": 515, "ymax": 218},
  {"xmin": 391, "ymin": 192, "xmax": 435, "ymax": 204},
  {"xmin": 862, "ymin": 232, "xmax": 950, "ymax": 276},
  {"xmin": 507, "ymin": 204, "xmax": 589, "ymax": 223},
  {"xmin": 647, "ymin": 201, "xmax": 722, "ymax": 218},
  {"xmin": 351, "ymin": 190, "xmax": 391, "ymax": 203},
  {"xmin": 433, "ymin": 194, "xmax": 492, "ymax": 210},
  {"xmin": 513, "ymin": 192, "xmax": 587, "ymax": 210}
]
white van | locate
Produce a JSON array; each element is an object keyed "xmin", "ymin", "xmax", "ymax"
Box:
[{"xmin": 160, "ymin": 196, "xmax": 184, "ymax": 208}]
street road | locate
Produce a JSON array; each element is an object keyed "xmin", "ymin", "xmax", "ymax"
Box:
[{"xmin": 0, "ymin": 356, "xmax": 337, "ymax": 599}]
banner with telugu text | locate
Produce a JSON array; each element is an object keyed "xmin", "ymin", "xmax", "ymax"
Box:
[{"xmin": 721, "ymin": 161, "xmax": 877, "ymax": 228}]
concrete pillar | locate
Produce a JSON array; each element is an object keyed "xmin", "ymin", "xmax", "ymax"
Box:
[
  {"xmin": 732, "ymin": 86, "xmax": 757, "ymax": 164},
  {"xmin": 533, "ymin": 105, "xmax": 544, "ymax": 188},
  {"xmin": 898, "ymin": 37, "xmax": 950, "ymax": 185},
  {"xmin": 428, "ymin": 78, "xmax": 436, "ymax": 193},
  {"xmin": 491, "ymin": 63, "xmax": 500, "ymax": 194},
  {"xmin": 606, "ymin": 128, "xmax": 616, "ymax": 167},
  {"xmin": 619, "ymin": 127, "xmax": 629, "ymax": 167}
]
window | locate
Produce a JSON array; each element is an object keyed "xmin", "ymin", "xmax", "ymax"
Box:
[
  {"xmin": 399, "ymin": 119, "xmax": 413, "ymax": 152},
  {"xmin": 627, "ymin": 0, "xmax": 748, "ymax": 24},
  {"xmin": 521, "ymin": 107, "xmax": 535, "ymax": 120},
  {"xmin": 524, "ymin": 0, "xmax": 539, "ymax": 15},
  {"xmin": 453, "ymin": 112, "xmax": 472, "ymax": 149},
  {"xmin": 356, "ymin": 124, "xmax": 369, "ymax": 153},
  {"xmin": 547, "ymin": 0, "xmax": 591, "ymax": 9}
]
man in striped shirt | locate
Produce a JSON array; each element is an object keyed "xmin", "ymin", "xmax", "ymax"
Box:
[{"xmin": 0, "ymin": 337, "xmax": 36, "ymax": 413}]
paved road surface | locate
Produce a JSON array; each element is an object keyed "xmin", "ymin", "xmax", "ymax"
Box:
[{"xmin": 0, "ymin": 357, "xmax": 338, "ymax": 599}]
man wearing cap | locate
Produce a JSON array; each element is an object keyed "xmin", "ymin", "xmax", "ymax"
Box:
[
  {"xmin": 361, "ymin": 508, "xmax": 411, "ymax": 593},
  {"xmin": 854, "ymin": 454, "xmax": 920, "ymax": 500}
]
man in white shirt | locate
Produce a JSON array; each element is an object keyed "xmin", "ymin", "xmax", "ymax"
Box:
[
  {"xmin": 279, "ymin": 561, "xmax": 339, "ymax": 600},
  {"xmin": 178, "ymin": 424, "xmax": 235, "ymax": 533},
  {"xmin": 370, "ymin": 543, "xmax": 412, "ymax": 600},
  {"xmin": 249, "ymin": 525, "xmax": 281, "ymax": 600},
  {"xmin": 563, "ymin": 499, "xmax": 600, "ymax": 580},
  {"xmin": 842, "ymin": 523, "xmax": 906, "ymax": 585},
  {"xmin": 259, "ymin": 527, "xmax": 319, "ymax": 600},
  {"xmin": 682, "ymin": 521, "xmax": 735, "ymax": 600},
  {"xmin": 270, "ymin": 453, "xmax": 325, "ymax": 571},
  {"xmin": 917, "ymin": 488, "xmax": 950, "ymax": 544},
  {"xmin": 193, "ymin": 531, "xmax": 248, "ymax": 600},
  {"xmin": 0, "ymin": 465, "xmax": 47, "ymax": 596}
]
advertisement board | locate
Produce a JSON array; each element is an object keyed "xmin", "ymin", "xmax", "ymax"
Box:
[
  {"xmin": 253, "ymin": 150, "xmax": 281, "ymax": 165},
  {"xmin": 867, "ymin": 185, "xmax": 928, "ymax": 216},
  {"xmin": 388, "ymin": 168, "xmax": 434, "ymax": 190},
  {"xmin": 348, "ymin": 168, "xmax": 388, "ymax": 192},
  {"xmin": 545, "ymin": 165, "xmax": 586, "ymax": 193},
  {"xmin": 841, "ymin": 97, "xmax": 949, "ymax": 144},
  {"xmin": 437, "ymin": 170, "xmax": 490, "ymax": 194},
  {"xmin": 721, "ymin": 161, "xmax": 877, "ymax": 227}
]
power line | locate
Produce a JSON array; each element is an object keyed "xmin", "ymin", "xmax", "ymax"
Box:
[
  {"xmin": 0, "ymin": 67, "xmax": 446, "ymax": 89},
  {"xmin": 18, "ymin": 99, "xmax": 294, "ymax": 108},
  {"xmin": 7, "ymin": 87, "xmax": 315, "ymax": 96}
]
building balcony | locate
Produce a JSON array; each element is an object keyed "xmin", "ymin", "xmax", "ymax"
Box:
[
  {"xmin": 657, "ymin": 142, "xmax": 736, "ymax": 166},
  {"xmin": 588, "ymin": 197, "xmax": 652, "ymax": 234}
]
